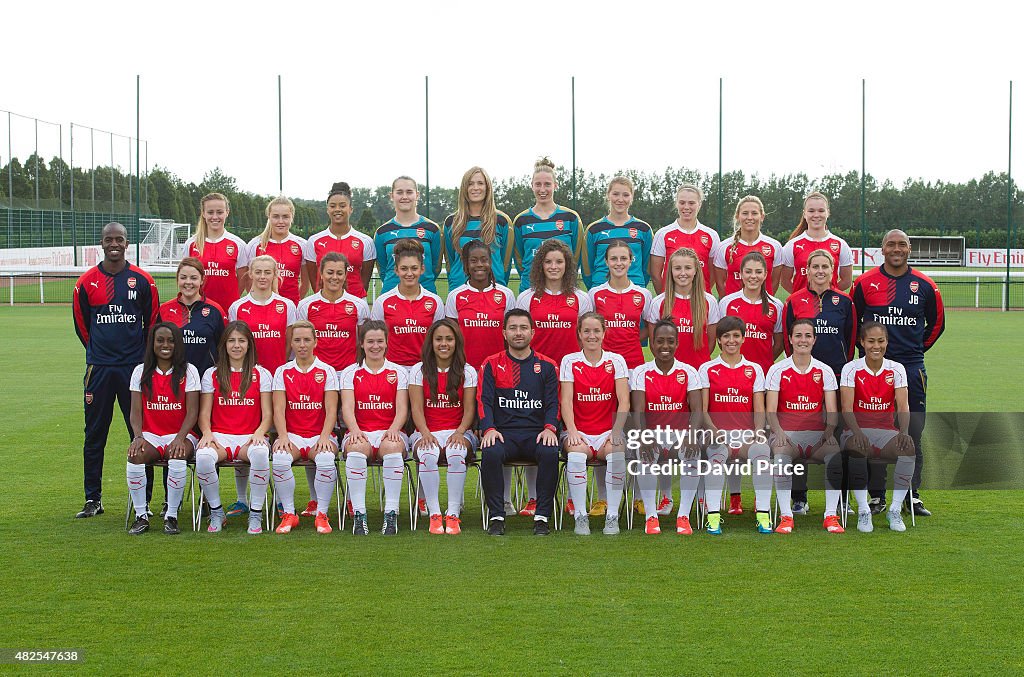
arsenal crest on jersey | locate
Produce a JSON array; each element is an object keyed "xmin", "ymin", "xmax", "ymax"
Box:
[
  {"xmin": 314, "ymin": 371, "xmax": 325, "ymax": 384},
  {"xmin": 555, "ymin": 220, "xmax": 564, "ymax": 231},
  {"xmin": 812, "ymin": 371, "xmax": 822, "ymax": 383},
  {"xmin": 633, "ymin": 293, "xmax": 643, "ymax": 307},
  {"xmin": 386, "ymin": 371, "xmax": 398, "ymax": 385},
  {"xmin": 424, "ymin": 299, "xmax": 435, "ymax": 312},
  {"xmin": 566, "ymin": 296, "xmax": 576, "ymax": 307},
  {"xmin": 226, "ymin": 244, "xmax": 236, "ymax": 256},
  {"xmin": 604, "ymin": 362, "xmax": 614, "ymax": 373},
  {"xmin": 344, "ymin": 303, "xmax": 354, "ymax": 315},
  {"xmin": 832, "ymin": 295, "xmax": 840, "ymax": 305},
  {"xmin": 290, "ymin": 244, "xmax": 300, "ymax": 255},
  {"xmin": 416, "ymin": 228, "xmax": 426, "ymax": 239},
  {"xmin": 202, "ymin": 306, "xmax": 211, "ymax": 316},
  {"xmin": 700, "ymin": 234, "xmax": 709, "ymax": 246},
  {"xmin": 829, "ymin": 241, "xmax": 840, "ymax": 253},
  {"xmin": 275, "ymin": 302, "xmax": 285, "ymax": 314},
  {"xmin": 885, "ymin": 372, "xmax": 895, "ymax": 385},
  {"xmin": 629, "ymin": 228, "xmax": 638, "ymax": 239},
  {"xmin": 909, "ymin": 281, "xmax": 919, "ymax": 293},
  {"xmin": 676, "ymin": 372, "xmax": 686, "ymax": 384},
  {"xmin": 744, "ymin": 366, "xmax": 754, "ymax": 379},
  {"xmin": 761, "ymin": 245, "xmax": 773, "ymax": 258},
  {"xmin": 84, "ymin": 392, "xmax": 94, "ymax": 405},
  {"xmin": 126, "ymin": 276, "xmax": 137, "ymax": 289},
  {"xmin": 493, "ymin": 292, "xmax": 504, "ymax": 305},
  {"xmin": 351, "ymin": 239, "xmax": 360, "ymax": 249},
  {"xmin": 534, "ymin": 363, "xmax": 542, "ymax": 374}
]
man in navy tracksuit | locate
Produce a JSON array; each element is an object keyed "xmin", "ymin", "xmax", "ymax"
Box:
[
  {"xmin": 478, "ymin": 309, "xmax": 560, "ymax": 536},
  {"xmin": 72, "ymin": 223, "xmax": 159, "ymax": 518},
  {"xmin": 853, "ymin": 229, "xmax": 945, "ymax": 516}
]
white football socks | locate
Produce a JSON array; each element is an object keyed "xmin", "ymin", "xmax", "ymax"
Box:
[
  {"xmin": 636, "ymin": 462, "xmax": 658, "ymax": 520},
  {"xmin": 314, "ymin": 452, "xmax": 336, "ymax": 515},
  {"xmin": 704, "ymin": 444, "xmax": 729, "ymax": 513},
  {"xmin": 247, "ymin": 444, "xmax": 270, "ymax": 512},
  {"xmin": 127, "ymin": 462, "xmax": 147, "ymax": 517},
  {"xmin": 678, "ymin": 457, "xmax": 700, "ymax": 518},
  {"xmin": 446, "ymin": 446, "xmax": 468, "ymax": 517},
  {"xmin": 345, "ymin": 452, "xmax": 368, "ymax": 514},
  {"xmin": 892, "ymin": 455, "xmax": 916, "ymax": 509},
  {"xmin": 566, "ymin": 452, "xmax": 588, "ymax": 518},
  {"xmin": 774, "ymin": 453, "xmax": 793, "ymax": 518},
  {"xmin": 196, "ymin": 448, "xmax": 221, "ymax": 509},
  {"xmin": 272, "ymin": 451, "xmax": 296, "ymax": 514},
  {"xmin": 604, "ymin": 452, "xmax": 625, "ymax": 519},
  {"xmin": 382, "ymin": 453, "xmax": 404, "ymax": 513},
  {"xmin": 166, "ymin": 458, "xmax": 187, "ymax": 519},
  {"xmin": 417, "ymin": 445, "xmax": 442, "ymax": 516}
]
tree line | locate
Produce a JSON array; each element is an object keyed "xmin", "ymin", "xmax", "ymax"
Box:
[{"xmin": 1, "ymin": 155, "xmax": 1020, "ymax": 248}]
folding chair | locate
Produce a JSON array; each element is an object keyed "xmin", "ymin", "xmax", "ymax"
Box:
[
  {"xmin": 124, "ymin": 459, "xmax": 198, "ymax": 532},
  {"xmin": 268, "ymin": 457, "xmax": 344, "ymax": 531}
]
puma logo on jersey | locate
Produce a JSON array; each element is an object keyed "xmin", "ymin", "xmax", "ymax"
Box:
[
  {"xmin": 354, "ymin": 374, "xmax": 364, "ymax": 383},
  {"xmin": 458, "ymin": 295, "xmax": 468, "ymax": 303},
  {"xmin": 525, "ymin": 224, "xmax": 536, "ymax": 233},
  {"xmin": 573, "ymin": 364, "xmax": 584, "ymax": 374},
  {"xmin": 89, "ymin": 281, "xmax": 99, "ymax": 289},
  {"xmin": 497, "ymin": 364, "xmax": 507, "ymax": 373},
  {"xmin": 386, "ymin": 303, "xmax": 397, "ymax": 311},
  {"xmin": 710, "ymin": 368, "xmax": 720, "ymax": 377},
  {"xmin": 317, "ymin": 241, "xmax": 327, "ymax": 248},
  {"xmin": 857, "ymin": 377, "xmax": 866, "ymax": 385},
  {"xmin": 310, "ymin": 305, "xmax": 320, "ymax": 313},
  {"xmin": 869, "ymin": 282, "xmax": 881, "ymax": 291},
  {"xmin": 795, "ymin": 243, "xmax": 805, "ymax": 251},
  {"xmin": 285, "ymin": 374, "xmax": 294, "ymax": 382},
  {"xmin": 240, "ymin": 307, "xmax": 251, "ymax": 314},
  {"xmin": 782, "ymin": 374, "xmax": 791, "ymax": 383}
]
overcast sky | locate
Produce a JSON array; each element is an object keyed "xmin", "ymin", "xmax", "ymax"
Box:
[{"xmin": 3, "ymin": 0, "xmax": 1022, "ymax": 202}]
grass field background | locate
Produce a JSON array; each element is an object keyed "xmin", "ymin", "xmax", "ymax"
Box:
[{"xmin": 1, "ymin": 306, "xmax": 1023, "ymax": 674}]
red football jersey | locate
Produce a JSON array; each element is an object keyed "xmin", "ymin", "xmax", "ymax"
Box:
[
  {"xmin": 629, "ymin": 360, "xmax": 701, "ymax": 430},
  {"xmin": 718, "ymin": 291, "xmax": 784, "ymax": 374},
  {"xmin": 588, "ymin": 283, "xmax": 652, "ymax": 370},
  {"xmin": 247, "ymin": 234, "xmax": 307, "ymax": 306},
  {"xmin": 445, "ymin": 283, "xmax": 516, "ymax": 369},
  {"xmin": 130, "ymin": 364, "xmax": 200, "ymax": 437},
  {"xmin": 184, "ymin": 233, "xmax": 251, "ymax": 315},
  {"xmin": 516, "ymin": 289, "xmax": 594, "ymax": 368},
  {"xmin": 202, "ymin": 365, "xmax": 272, "ymax": 435},
  {"xmin": 765, "ymin": 356, "xmax": 838, "ymax": 431},
  {"xmin": 646, "ymin": 292, "xmax": 723, "ymax": 370},
  {"xmin": 650, "ymin": 222, "xmax": 720, "ymax": 290},
  {"xmin": 559, "ymin": 351, "xmax": 628, "ymax": 436},
  {"xmin": 371, "ymin": 288, "xmax": 445, "ymax": 367},
  {"xmin": 297, "ymin": 292, "xmax": 369, "ymax": 371},
  {"xmin": 273, "ymin": 358, "xmax": 339, "ymax": 437},
  {"xmin": 339, "ymin": 360, "xmax": 408, "ymax": 432},
  {"xmin": 228, "ymin": 293, "xmax": 297, "ymax": 374},
  {"xmin": 781, "ymin": 232, "xmax": 853, "ymax": 291},
  {"xmin": 711, "ymin": 234, "xmax": 783, "ymax": 295},
  {"xmin": 408, "ymin": 363, "xmax": 478, "ymax": 431},
  {"xmin": 304, "ymin": 228, "xmax": 377, "ymax": 298},
  {"xmin": 699, "ymin": 356, "xmax": 765, "ymax": 431},
  {"xmin": 840, "ymin": 357, "xmax": 907, "ymax": 431}
]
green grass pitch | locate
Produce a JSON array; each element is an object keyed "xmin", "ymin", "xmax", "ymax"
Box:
[{"xmin": 0, "ymin": 306, "xmax": 1022, "ymax": 674}]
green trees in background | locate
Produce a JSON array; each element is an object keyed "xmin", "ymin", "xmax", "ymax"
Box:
[{"xmin": 0, "ymin": 157, "xmax": 1020, "ymax": 248}]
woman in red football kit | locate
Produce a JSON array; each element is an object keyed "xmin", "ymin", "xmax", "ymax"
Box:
[
  {"xmin": 778, "ymin": 192, "xmax": 854, "ymax": 292},
  {"xmin": 297, "ymin": 252, "xmax": 370, "ymax": 371},
  {"xmin": 516, "ymin": 238, "xmax": 593, "ymax": 367},
  {"xmin": 305, "ymin": 182, "xmax": 376, "ymax": 298},
  {"xmin": 125, "ymin": 322, "xmax": 200, "ymax": 535},
  {"xmin": 246, "ymin": 196, "xmax": 309, "ymax": 306},
  {"xmin": 339, "ymin": 320, "xmax": 410, "ymax": 536},
  {"xmin": 649, "ymin": 184, "xmax": 720, "ymax": 294},
  {"xmin": 560, "ymin": 312, "xmax": 630, "ymax": 535},
  {"xmin": 712, "ymin": 195, "xmax": 783, "ymax": 296},
  {"xmin": 698, "ymin": 316, "xmax": 771, "ymax": 535},
  {"xmin": 840, "ymin": 322, "xmax": 915, "ymax": 533},
  {"xmin": 195, "ymin": 321, "xmax": 274, "ymax": 535},
  {"xmin": 184, "ymin": 192, "xmax": 251, "ymax": 313},
  {"xmin": 646, "ymin": 247, "xmax": 721, "ymax": 370},
  {"xmin": 445, "ymin": 239, "xmax": 516, "ymax": 369},
  {"xmin": 629, "ymin": 320, "xmax": 703, "ymax": 535},
  {"xmin": 765, "ymin": 318, "xmax": 842, "ymax": 534},
  {"xmin": 717, "ymin": 251, "xmax": 784, "ymax": 374},
  {"xmin": 409, "ymin": 319, "xmax": 478, "ymax": 535},
  {"xmin": 228, "ymin": 255, "xmax": 297, "ymax": 375},
  {"xmin": 271, "ymin": 321, "xmax": 340, "ymax": 535},
  {"xmin": 587, "ymin": 240, "xmax": 653, "ymax": 370},
  {"xmin": 371, "ymin": 239, "xmax": 445, "ymax": 367}
]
